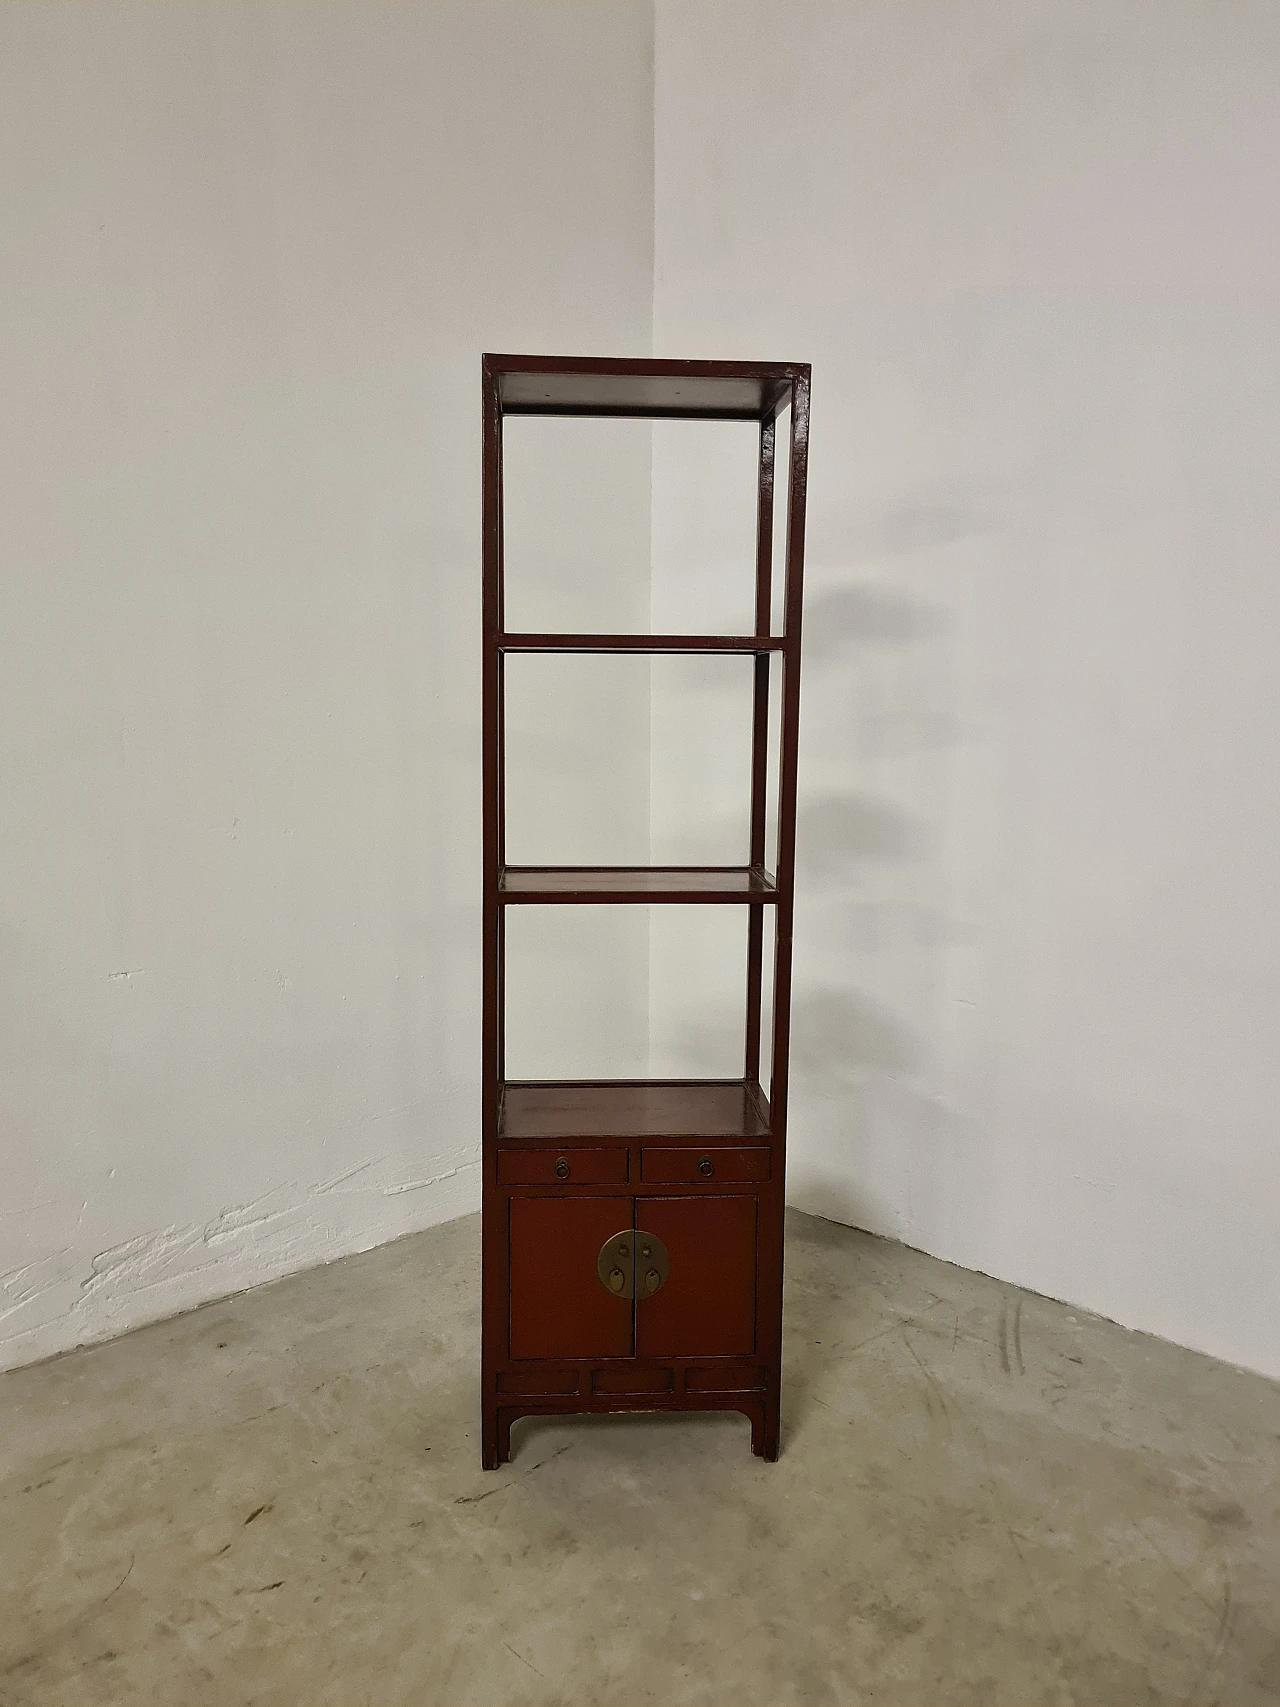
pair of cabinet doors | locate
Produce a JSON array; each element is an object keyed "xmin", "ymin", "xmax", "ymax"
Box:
[{"xmin": 509, "ymin": 1194, "xmax": 757, "ymax": 1363}]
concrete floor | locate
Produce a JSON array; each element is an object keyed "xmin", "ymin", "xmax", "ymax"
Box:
[{"xmin": 1, "ymin": 1211, "xmax": 1277, "ymax": 1707}]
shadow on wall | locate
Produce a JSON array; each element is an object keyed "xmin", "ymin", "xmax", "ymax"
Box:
[
  {"xmin": 788, "ymin": 552, "xmax": 970, "ymax": 1246},
  {"xmin": 800, "ymin": 577, "xmax": 947, "ymax": 661},
  {"xmin": 813, "ymin": 498, "xmax": 997, "ymax": 579},
  {"xmin": 796, "ymin": 792, "xmax": 926, "ymax": 873},
  {"xmin": 788, "ymin": 984, "xmax": 928, "ymax": 1083}
]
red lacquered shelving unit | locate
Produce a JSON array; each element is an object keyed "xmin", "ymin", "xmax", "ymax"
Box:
[{"xmin": 481, "ymin": 354, "xmax": 810, "ymax": 1467}]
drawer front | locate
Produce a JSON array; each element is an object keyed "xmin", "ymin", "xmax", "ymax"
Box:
[
  {"xmin": 498, "ymin": 1146, "xmax": 628, "ymax": 1186},
  {"xmin": 640, "ymin": 1146, "xmax": 770, "ymax": 1185}
]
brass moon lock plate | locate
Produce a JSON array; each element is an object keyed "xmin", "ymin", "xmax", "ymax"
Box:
[{"xmin": 596, "ymin": 1230, "xmax": 669, "ymax": 1300}]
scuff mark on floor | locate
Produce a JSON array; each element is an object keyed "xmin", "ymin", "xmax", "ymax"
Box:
[
  {"xmin": 1013, "ymin": 1297, "xmax": 1025, "ymax": 1375},
  {"xmin": 503, "ymin": 1641, "xmax": 545, "ymax": 1680},
  {"xmin": 455, "ymin": 1482, "xmax": 511, "ymax": 1506}
]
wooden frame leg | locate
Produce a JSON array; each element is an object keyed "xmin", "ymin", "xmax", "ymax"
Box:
[
  {"xmin": 749, "ymin": 1393, "xmax": 780, "ymax": 1460},
  {"xmin": 746, "ymin": 1398, "xmax": 780, "ymax": 1459},
  {"xmin": 762, "ymin": 1393, "xmax": 781, "ymax": 1462}
]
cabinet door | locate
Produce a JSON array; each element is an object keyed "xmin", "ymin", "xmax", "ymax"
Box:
[
  {"xmin": 509, "ymin": 1196, "xmax": 633, "ymax": 1361},
  {"xmin": 636, "ymin": 1196, "xmax": 757, "ymax": 1358}
]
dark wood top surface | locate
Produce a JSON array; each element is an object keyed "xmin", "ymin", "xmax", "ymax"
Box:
[
  {"xmin": 500, "ymin": 1081, "xmax": 772, "ymax": 1141},
  {"xmin": 486, "ymin": 354, "xmax": 807, "ymax": 420}
]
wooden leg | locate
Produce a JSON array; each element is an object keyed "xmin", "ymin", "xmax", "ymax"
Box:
[
  {"xmin": 482, "ymin": 1401, "xmax": 499, "ymax": 1471},
  {"xmin": 762, "ymin": 1393, "xmax": 781, "ymax": 1462},
  {"xmin": 497, "ymin": 1410, "xmax": 513, "ymax": 1465}
]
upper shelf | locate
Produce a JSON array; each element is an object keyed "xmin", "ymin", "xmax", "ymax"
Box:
[{"xmin": 486, "ymin": 355, "xmax": 808, "ymax": 422}]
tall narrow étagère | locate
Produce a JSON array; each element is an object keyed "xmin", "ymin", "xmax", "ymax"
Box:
[{"xmin": 481, "ymin": 354, "xmax": 810, "ymax": 1467}]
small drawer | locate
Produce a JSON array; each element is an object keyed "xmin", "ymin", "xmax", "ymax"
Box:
[
  {"xmin": 497, "ymin": 1146, "xmax": 628, "ymax": 1186},
  {"xmin": 640, "ymin": 1146, "xmax": 770, "ymax": 1185}
]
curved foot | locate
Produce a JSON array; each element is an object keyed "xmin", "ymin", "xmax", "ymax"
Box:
[
  {"xmin": 481, "ymin": 1406, "xmax": 512, "ymax": 1469},
  {"xmin": 750, "ymin": 1399, "xmax": 780, "ymax": 1460}
]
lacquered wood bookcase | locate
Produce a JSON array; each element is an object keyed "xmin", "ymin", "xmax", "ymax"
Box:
[{"xmin": 481, "ymin": 354, "xmax": 809, "ymax": 1467}]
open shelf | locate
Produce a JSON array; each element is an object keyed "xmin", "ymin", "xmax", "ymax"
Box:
[
  {"xmin": 499, "ymin": 1080, "xmax": 771, "ymax": 1141},
  {"xmin": 491, "ymin": 355, "xmax": 801, "ymax": 421},
  {"xmin": 499, "ymin": 866, "xmax": 779, "ymax": 905},
  {"xmin": 499, "ymin": 632, "xmax": 784, "ymax": 654}
]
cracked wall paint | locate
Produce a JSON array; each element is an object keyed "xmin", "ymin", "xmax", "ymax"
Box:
[
  {"xmin": 2, "ymin": 1151, "xmax": 482, "ymax": 1368},
  {"xmin": 0, "ymin": 2, "xmax": 656, "ymax": 1374}
]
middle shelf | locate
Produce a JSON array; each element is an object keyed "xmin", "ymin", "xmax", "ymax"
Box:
[
  {"xmin": 498, "ymin": 865, "xmax": 779, "ymax": 904},
  {"xmin": 498, "ymin": 632, "xmax": 786, "ymax": 654}
]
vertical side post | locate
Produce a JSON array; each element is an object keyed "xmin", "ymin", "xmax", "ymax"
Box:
[
  {"xmin": 744, "ymin": 417, "xmax": 775, "ymax": 1085},
  {"xmin": 481, "ymin": 358, "xmax": 503, "ymax": 1469},
  {"xmin": 768, "ymin": 370, "xmax": 809, "ymax": 1134},
  {"xmin": 495, "ymin": 389, "xmax": 506, "ymax": 1090},
  {"xmin": 759, "ymin": 369, "xmax": 810, "ymax": 1460}
]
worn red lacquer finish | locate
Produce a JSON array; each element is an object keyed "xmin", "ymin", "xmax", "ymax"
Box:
[{"xmin": 481, "ymin": 354, "xmax": 810, "ymax": 1468}]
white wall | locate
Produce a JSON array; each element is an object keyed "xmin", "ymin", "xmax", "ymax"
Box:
[
  {"xmin": 654, "ymin": 0, "xmax": 1280, "ymax": 1377},
  {"xmin": 502, "ymin": 417, "xmax": 653, "ymax": 1082},
  {"xmin": 0, "ymin": 0, "xmax": 655, "ymax": 1371},
  {"xmin": 7, "ymin": 0, "xmax": 1279, "ymax": 1384},
  {"xmin": 647, "ymin": 421, "xmax": 762, "ymax": 1080}
]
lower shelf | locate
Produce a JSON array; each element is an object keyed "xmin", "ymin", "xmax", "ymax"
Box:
[{"xmin": 499, "ymin": 1079, "xmax": 771, "ymax": 1141}]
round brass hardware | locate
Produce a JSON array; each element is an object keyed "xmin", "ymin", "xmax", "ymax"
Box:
[
  {"xmin": 597, "ymin": 1231, "xmax": 635, "ymax": 1299},
  {"xmin": 697, "ymin": 1156, "xmax": 714, "ymax": 1178},
  {"xmin": 554, "ymin": 1157, "xmax": 570, "ymax": 1180},
  {"xmin": 597, "ymin": 1230, "xmax": 669, "ymax": 1299},
  {"xmin": 641, "ymin": 1235, "xmax": 669, "ymax": 1293}
]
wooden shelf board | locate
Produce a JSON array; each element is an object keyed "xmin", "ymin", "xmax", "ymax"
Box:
[
  {"xmin": 499, "ymin": 866, "xmax": 779, "ymax": 904},
  {"xmin": 499, "ymin": 1080, "xmax": 772, "ymax": 1142},
  {"xmin": 497, "ymin": 633, "xmax": 785, "ymax": 654},
  {"xmin": 487, "ymin": 355, "xmax": 804, "ymax": 421}
]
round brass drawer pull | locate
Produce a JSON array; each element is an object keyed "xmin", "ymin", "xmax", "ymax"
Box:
[
  {"xmin": 554, "ymin": 1157, "xmax": 570, "ymax": 1180},
  {"xmin": 697, "ymin": 1156, "xmax": 714, "ymax": 1178}
]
